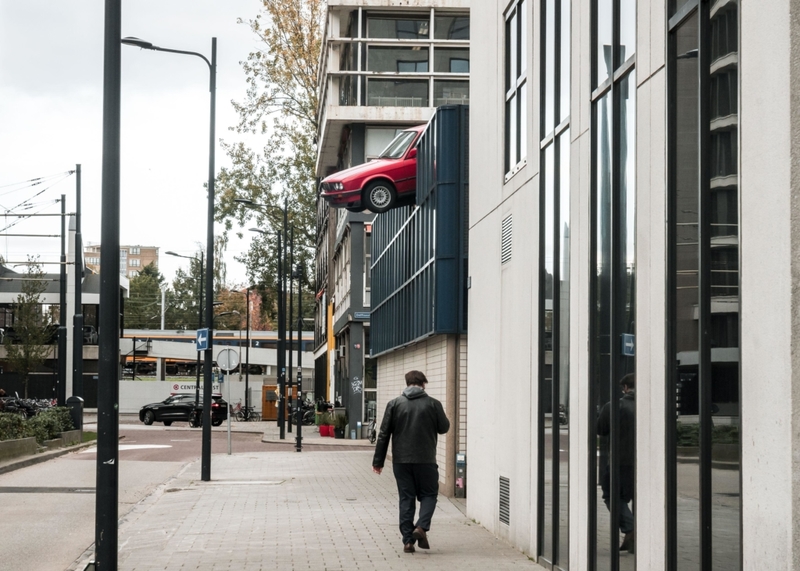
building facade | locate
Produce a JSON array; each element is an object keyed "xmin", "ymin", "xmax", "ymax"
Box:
[
  {"xmin": 468, "ymin": 0, "xmax": 799, "ymax": 569},
  {"xmin": 314, "ymin": 0, "xmax": 470, "ymax": 431},
  {"xmin": 84, "ymin": 243, "xmax": 159, "ymax": 278}
]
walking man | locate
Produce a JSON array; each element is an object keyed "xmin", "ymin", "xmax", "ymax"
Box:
[{"xmin": 372, "ymin": 370, "xmax": 450, "ymax": 553}]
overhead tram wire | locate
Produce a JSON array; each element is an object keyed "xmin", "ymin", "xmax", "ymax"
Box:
[{"xmin": 0, "ymin": 170, "xmax": 75, "ymax": 193}]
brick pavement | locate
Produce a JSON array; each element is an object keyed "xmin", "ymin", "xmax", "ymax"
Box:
[{"xmin": 89, "ymin": 449, "xmax": 543, "ymax": 571}]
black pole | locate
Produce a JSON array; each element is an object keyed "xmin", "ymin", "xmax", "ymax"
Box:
[
  {"xmin": 131, "ymin": 336, "xmax": 136, "ymax": 380},
  {"xmin": 201, "ymin": 37, "xmax": 217, "ymax": 482},
  {"xmin": 288, "ymin": 225, "xmax": 294, "ymax": 432},
  {"xmin": 96, "ymin": 0, "xmax": 121, "ymax": 567},
  {"xmin": 245, "ymin": 286, "xmax": 250, "ymax": 417},
  {"xmin": 72, "ymin": 165, "xmax": 84, "ymax": 399},
  {"xmin": 195, "ymin": 257, "xmax": 203, "ymax": 425},
  {"xmin": 295, "ymin": 264, "xmax": 302, "ymax": 452},
  {"xmin": 58, "ymin": 195, "xmax": 67, "ymax": 406},
  {"xmin": 277, "ymin": 230, "xmax": 285, "ymax": 438}
]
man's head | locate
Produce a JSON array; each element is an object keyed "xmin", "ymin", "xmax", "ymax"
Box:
[
  {"xmin": 405, "ymin": 370, "xmax": 428, "ymax": 388},
  {"xmin": 620, "ymin": 373, "xmax": 635, "ymax": 392}
]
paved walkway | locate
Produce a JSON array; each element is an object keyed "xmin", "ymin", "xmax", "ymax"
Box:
[{"xmin": 67, "ymin": 422, "xmax": 542, "ymax": 571}]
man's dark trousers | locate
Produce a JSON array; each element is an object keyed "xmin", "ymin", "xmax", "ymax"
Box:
[{"xmin": 392, "ymin": 463, "xmax": 439, "ymax": 545}]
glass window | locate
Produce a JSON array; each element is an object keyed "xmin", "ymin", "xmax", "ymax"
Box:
[
  {"xmin": 504, "ymin": 0, "xmax": 527, "ymax": 174},
  {"xmin": 367, "ymin": 46, "xmax": 429, "ymax": 73},
  {"xmin": 559, "ymin": 0, "xmax": 570, "ymax": 123},
  {"xmin": 367, "ymin": 16, "xmax": 430, "ymax": 39},
  {"xmin": 366, "ymin": 127, "xmax": 404, "ymax": 160},
  {"xmin": 434, "ymin": 15, "xmax": 469, "ymax": 39},
  {"xmin": 540, "ymin": 1, "xmax": 570, "ymax": 566},
  {"xmin": 434, "ymin": 80, "xmax": 469, "ymax": 106},
  {"xmin": 367, "ymin": 79, "xmax": 428, "ymax": 107},
  {"xmin": 668, "ymin": 2, "xmax": 741, "ymax": 568},
  {"xmin": 619, "ymin": 0, "xmax": 636, "ymax": 62},
  {"xmin": 544, "ymin": 0, "xmax": 555, "ymax": 130},
  {"xmin": 596, "ymin": 0, "xmax": 613, "ymax": 86},
  {"xmin": 590, "ymin": 2, "xmax": 636, "ymax": 568},
  {"xmin": 434, "ymin": 48, "xmax": 469, "ymax": 73}
]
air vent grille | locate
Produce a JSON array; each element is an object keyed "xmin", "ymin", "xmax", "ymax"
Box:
[
  {"xmin": 499, "ymin": 476, "xmax": 510, "ymax": 525},
  {"xmin": 501, "ymin": 215, "xmax": 513, "ymax": 264}
]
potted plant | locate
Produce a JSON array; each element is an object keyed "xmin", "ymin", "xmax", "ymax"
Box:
[
  {"xmin": 333, "ymin": 413, "xmax": 348, "ymax": 439},
  {"xmin": 319, "ymin": 412, "xmax": 334, "ymax": 437}
]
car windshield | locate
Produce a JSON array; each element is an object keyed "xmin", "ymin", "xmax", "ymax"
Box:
[{"xmin": 378, "ymin": 130, "xmax": 417, "ymax": 159}]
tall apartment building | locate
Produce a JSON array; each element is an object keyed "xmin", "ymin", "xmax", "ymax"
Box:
[
  {"xmin": 314, "ymin": 1, "xmax": 470, "ymax": 434},
  {"xmin": 466, "ymin": 0, "xmax": 799, "ymax": 569},
  {"xmin": 84, "ymin": 243, "xmax": 159, "ymax": 278}
]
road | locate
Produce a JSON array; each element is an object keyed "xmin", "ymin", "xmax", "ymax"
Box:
[{"xmin": 0, "ymin": 420, "xmax": 345, "ymax": 571}]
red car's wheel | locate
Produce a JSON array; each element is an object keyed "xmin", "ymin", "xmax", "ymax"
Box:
[{"xmin": 363, "ymin": 180, "xmax": 396, "ymax": 213}]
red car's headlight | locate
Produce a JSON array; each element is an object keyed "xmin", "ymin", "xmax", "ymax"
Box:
[{"xmin": 325, "ymin": 182, "xmax": 344, "ymax": 191}]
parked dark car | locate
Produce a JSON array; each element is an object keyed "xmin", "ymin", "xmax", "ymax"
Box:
[
  {"xmin": 139, "ymin": 393, "xmax": 228, "ymax": 427},
  {"xmin": 319, "ymin": 124, "xmax": 426, "ymax": 213}
]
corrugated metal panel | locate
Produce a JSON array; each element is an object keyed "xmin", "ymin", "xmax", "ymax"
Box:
[
  {"xmin": 501, "ymin": 214, "xmax": 513, "ymax": 264},
  {"xmin": 370, "ymin": 105, "xmax": 469, "ymax": 356},
  {"xmin": 499, "ymin": 476, "xmax": 511, "ymax": 525}
]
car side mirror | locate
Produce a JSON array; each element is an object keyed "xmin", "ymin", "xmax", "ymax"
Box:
[{"xmin": 407, "ymin": 148, "xmax": 417, "ymax": 159}]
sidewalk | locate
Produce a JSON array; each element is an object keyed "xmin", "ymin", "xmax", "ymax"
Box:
[{"xmin": 71, "ymin": 447, "xmax": 544, "ymax": 571}]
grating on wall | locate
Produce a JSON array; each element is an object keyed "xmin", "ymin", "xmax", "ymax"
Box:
[
  {"xmin": 501, "ymin": 215, "xmax": 512, "ymax": 264},
  {"xmin": 499, "ymin": 476, "xmax": 510, "ymax": 525}
]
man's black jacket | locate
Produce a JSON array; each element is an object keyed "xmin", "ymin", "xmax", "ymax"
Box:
[{"xmin": 372, "ymin": 386, "xmax": 450, "ymax": 467}]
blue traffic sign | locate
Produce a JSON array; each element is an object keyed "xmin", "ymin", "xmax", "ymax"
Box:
[
  {"xmin": 196, "ymin": 328, "xmax": 209, "ymax": 351},
  {"xmin": 621, "ymin": 333, "xmax": 635, "ymax": 356}
]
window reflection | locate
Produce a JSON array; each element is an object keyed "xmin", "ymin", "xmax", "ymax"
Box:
[
  {"xmin": 368, "ymin": 47, "xmax": 429, "ymax": 73},
  {"xmin": 434, "ymin": 15, "xmax": 470, "ymax": 39},
  {"xmin": 367, "ymin": 17, "xmax": 430, "ymax": 39},
  {"xmin": 367, "ymin": 79, "xmax": 428, "ymax": 107},
  {"xmin": 669, "ymin": 1, "xmax": 741, "ymax": 568}
]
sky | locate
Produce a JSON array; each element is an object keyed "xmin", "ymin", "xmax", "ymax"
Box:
[{"xmin": 0, "ymin": 0, "xmax": 267, "ymax": 286}]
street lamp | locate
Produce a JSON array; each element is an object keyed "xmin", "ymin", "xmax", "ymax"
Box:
[
  {"xmin": 233, "ymin": 287, "xmax": 254, "ymax": 420},
  {"xmin": 249, "ymin": 225, "xmax": 286, "ymax": 439},
  {"xmin": 123, "ymin": 36, "xmax": 218, "ymax": 482},
  {"xmin": 165, "ymin": 251, "xmax": 204, "ymax": 418}
]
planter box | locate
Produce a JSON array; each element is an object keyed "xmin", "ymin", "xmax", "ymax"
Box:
[
  {"xmin": 43, "ymin": 430, "xmax": 83, "ymax": 451},
  {"xmin": 0, "ymin": 437, "xmax": 37, "ymax": 462}
]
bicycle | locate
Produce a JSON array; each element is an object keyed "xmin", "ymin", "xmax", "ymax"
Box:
[{"xmin": 231, "ymin": 401, "xmax": 258, "ymax": 422}]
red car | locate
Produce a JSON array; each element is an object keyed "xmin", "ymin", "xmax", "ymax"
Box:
[{"xmin": 319, "ymin": 124, "xmax": 426, "ymax": 213}]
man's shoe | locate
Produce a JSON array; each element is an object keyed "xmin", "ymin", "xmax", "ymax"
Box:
[
  {"xmin": 412, "ymin": 527, "xmax": 430, "ymax": 549},
  {"xmin": 403, "ymin": 543, "xmax": 415, "ymax": 553},
  {"xmin": 620, "ymin": 532, "xmax": 634, "ymax": 554}
]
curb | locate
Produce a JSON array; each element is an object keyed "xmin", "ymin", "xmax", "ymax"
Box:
[{"xmin": 0, "ymin": 439, "xmax": 97, "ymax": 476}]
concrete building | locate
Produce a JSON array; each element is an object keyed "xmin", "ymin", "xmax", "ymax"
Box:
[
  {"xmin": 84, "ymin": 243, "xmax": 159, "ymax": 278},
  {"xmin": 467, "ymin": 0, "xmax": 798, "ymax": 569},
  {"xmin": 314, "ymin": 0, "xmax": 470, "ymax": 432}
]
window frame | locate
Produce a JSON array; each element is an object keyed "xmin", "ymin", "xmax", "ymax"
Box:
[{"xmin": 504, "ymin": 0, "xmax": 528, "ymax": 179}]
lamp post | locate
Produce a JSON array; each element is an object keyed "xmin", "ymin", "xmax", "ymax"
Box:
[
  {"xmin": 123, "ymin": 36, "xmax": 217, "ymax": 481},
  {"xmin": 234, "ymin": 286, "xmax": 253, "ymax": 419},
  {"xmin": 250, "ymin": 226, "xmax": 285, "ymax": 439},
  {"xmin": 166, "ymin": 251, "xmax": 203, "ymax": 414},
  {"xmin": 293, "ymin": 263, "xmax": 303, "ymax": 453}
]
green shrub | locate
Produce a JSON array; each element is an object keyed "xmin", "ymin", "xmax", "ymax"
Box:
[
  {"xmin": 334, "ymin": 413, "xmax": 348, "ymax": 430},
  {"xmin": 676, "ymin": 422, "xmax": 740, "ymax": 446},
  {"xmin": 0, "ymin": 407, "xmax": 75, "ymax": 445},
  {"xmin": 0, "ymin": 413, "xmax": 27, "ymax": 442},
  {"xmin": 676, "ymin": 422, "xmax": 699, "ymax": 447}
]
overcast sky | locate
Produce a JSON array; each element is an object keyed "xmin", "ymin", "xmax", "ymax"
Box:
[{"xmin": 0, "ymin": 0, "xmax": 266, "ymax": 285}]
